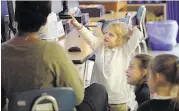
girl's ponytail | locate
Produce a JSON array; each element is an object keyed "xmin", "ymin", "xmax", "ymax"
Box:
[
  {"xmin": 175, "ymin": 60, "xmax": 179, "ymax": 84},
  {"xmin": 172, "ymin": 60, "xmax": 179, "ymax": 109}
]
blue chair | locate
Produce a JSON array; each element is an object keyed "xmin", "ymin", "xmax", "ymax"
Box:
[
  {"xmin": 8, "ymin": 87, "xmax": 76, "ymax": 111},
  {"xmin": 136, "ymin": 5, "xmax": 146, "ymax": 37},
  {"xmin": 136, "ymin": 5, "xmax": 148, "ymax": 54}
]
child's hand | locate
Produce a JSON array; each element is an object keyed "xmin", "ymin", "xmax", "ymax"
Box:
[{"xmin": 68, "ymin": 14, "xmax": 83, "ymax": 30}]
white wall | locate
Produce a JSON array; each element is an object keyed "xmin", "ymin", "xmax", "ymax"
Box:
[{"xmin": 12, "ymin": 1, "xmax": 79, "ymax": 14}]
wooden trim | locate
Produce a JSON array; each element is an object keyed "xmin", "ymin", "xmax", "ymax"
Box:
[
  {"xmin": 127, "ymin": 3, "xmax": 167, "ymax": 20},
  {"xmin": 127, "ymin": 3, "xmax": 166, "ymax": 7},
  {"xmin": 79, "ymin": 1, "xmax": 127, "ymax": 12}
]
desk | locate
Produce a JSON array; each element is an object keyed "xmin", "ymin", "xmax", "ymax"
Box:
[
  {"xmin": 58, "ymin": 29, "xmax": 94, "ymax": 64},
  {"xmin": 58, "ymin": 29, "xmax": 94, "ymax": 83},
  {"xmin": 89, "ymin": 11, "xmax": 137, "ymax": 22},
  {"xmin": 87, "ymin": 22, "xmax": 103, "ymax": 39}
]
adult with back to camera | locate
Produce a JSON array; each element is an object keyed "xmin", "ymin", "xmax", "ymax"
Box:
[{"xmin": 1, "ymin": 1, "xmax": 108, "ymax": 111}]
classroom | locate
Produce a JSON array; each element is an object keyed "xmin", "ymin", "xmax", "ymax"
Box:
[{"xmin": 1, "ymin": 1, "xmax": 179, "ymax": 111}]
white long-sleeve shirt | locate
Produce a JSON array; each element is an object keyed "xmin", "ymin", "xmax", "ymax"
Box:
[{"xmin": 78, "ymin": 26, "xmax": 143, "ymax": 107}]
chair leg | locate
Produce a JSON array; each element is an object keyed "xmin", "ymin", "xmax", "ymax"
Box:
[
  {"xmin": 141, "ymin": 40, "xmax": 148, "ymax": 54},
  {"xmin": 137, "ymin": 44, "xmax": 142, "ymax": 54},
  {"xmin": 84, "ymin": 60, "xmax": 95, "ymax": 87},
  {"xmin": 83, "ymin": 61, "xmax": 88, "ymax": 86}
]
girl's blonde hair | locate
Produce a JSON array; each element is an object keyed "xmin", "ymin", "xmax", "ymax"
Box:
[{"xmin": 107, "ymin": 22, "xmax": 130, "ymax": 44}]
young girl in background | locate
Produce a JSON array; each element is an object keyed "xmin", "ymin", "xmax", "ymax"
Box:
[
  {"xmin": 70, "ymin": 15, "xmax": 143, "ymax": 111},
  {"xmin": 126, "ymin": 54, "xmax": 152, "ymax": 105},
  {"xmin": 137, "ymin": 54, "xmax": 179, "ymax": 111}
]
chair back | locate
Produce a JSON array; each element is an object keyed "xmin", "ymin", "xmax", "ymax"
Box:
[
  {"xmin": 8, "ymin": 87, "xmax": 76, "ymax": 111},
  {"xmin": 142, "ymin": 9, "xmax": 148, "ymax": 39},
  {"xmin": 136, "ymin": 5, "xmax": 146, "ymax": 22},
  {"xmin": 136, "ymin": 5, "xmax": 147, "ymax": 39},
  {"xmin": 125, "ymin": 13, "xmax": 132, "ymax": 28}
]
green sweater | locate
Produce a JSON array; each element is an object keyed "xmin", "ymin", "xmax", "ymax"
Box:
[{"xmin": 1, "ymin": 40, "xmax": 84, "ymax": 105}]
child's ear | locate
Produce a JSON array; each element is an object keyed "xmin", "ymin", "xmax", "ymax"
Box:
[
  {"xmin": 155, "ymin": 73, "xmax": 167, "ymax": 84},
  {"xmin": 141, "ymin": 69, "xmax": 148, "ymax": 76}
]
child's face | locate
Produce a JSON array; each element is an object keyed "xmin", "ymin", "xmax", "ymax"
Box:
[
  {"xmin": 126, "ymin": 58, "xmax": 144, "ymax": 85},
  {"xmin": 103, "ymin": 29, "xmax": 120, "ymax": 48}
]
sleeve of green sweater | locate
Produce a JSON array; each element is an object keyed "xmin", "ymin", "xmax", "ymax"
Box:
[{"xmin": 43, "ymin": 41, "xmax": 84, "ymax": 105}]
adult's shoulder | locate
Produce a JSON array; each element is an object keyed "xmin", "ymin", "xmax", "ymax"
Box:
[
  {"xmin": 43, "ymin": 41, "xmax": 70, "ymax": 63},
  {"xmin": 44, "ymin": 41, "xmax": 65, "ymax": 53},
  {"xmin": 45, "ymin": 41, "xmax": 62, "ymax": 48}
]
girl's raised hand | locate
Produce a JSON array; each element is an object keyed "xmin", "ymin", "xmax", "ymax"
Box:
[{"xmin": 68, "ymin": 14, "xmax": 83, "ymax": 30}]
